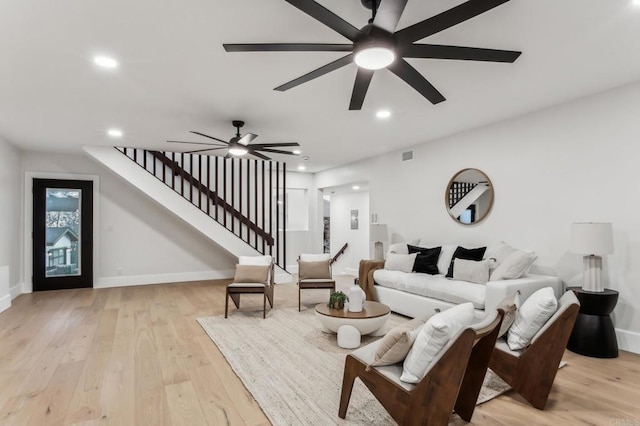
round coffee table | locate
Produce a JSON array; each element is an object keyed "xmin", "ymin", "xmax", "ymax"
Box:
[{"xmin": 315, "ymin": 301, "xmax": 391, "ymax": 348}]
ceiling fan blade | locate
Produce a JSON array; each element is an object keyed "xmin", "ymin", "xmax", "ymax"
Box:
[
  {"xmin": 284, "ymin": 0, "xmax": 361, "ymax": 41},
  {"xmin": 387, "ymin": 59, "xmax": 445, "ymax": 104},
  {"xmin": 349, "ymin": 68, "xmax": 375, "ymax": 111},
  {"xmin": 258, "ymin": 148, "xmax": 300, "ymax": 155},
  {"xmin": 224, "ymin": 43, "xmax": 353, "ymax": 52},
  {"xmin": 167, "ymin": 140, "xmax": 226, "ymax": 147},
  {"xmin": 275, "ymin": 54, "xmax": 354, "ymax": 91},
  {"xmin": 373, "ymin": 0, "xmax": 408, "ymax": 33},
  {"xmin": 395, "ymin": 0, "xmax": 510, "ymax": 44},
  {"xmin": 183, "ymin": 147, "xmax": 228, "ymax": 154},
  {"xmin": 248, "ymin": 149, "xmax": 271, "ymax": 161},
  {"xmin": 189, "ymin": 131, "xmax": 229, "ymax": 144},
  {"xmin": 238, "ymin": 133, "xmax": 258, "ymax": 146},
  {"xmin": 250, "ymin": 143, "xmax": 300, "ymax": 149},
  {"xmin": 402, "ymin": 44, "xmax": 521, "ymax": 62}
]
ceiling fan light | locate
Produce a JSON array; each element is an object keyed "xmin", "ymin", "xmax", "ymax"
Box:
[
  {"xmin": 228, "ymin": 143, "xmax": 248, "ymax": 156},
  {"xmin": 354, "ymin": 47, "xmax": 395, "ymax": 70}
]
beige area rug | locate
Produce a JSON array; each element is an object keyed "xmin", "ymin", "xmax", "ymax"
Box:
[{"xmin": 198, "ymin": 308, "xmax": 513, "ymax": 425}]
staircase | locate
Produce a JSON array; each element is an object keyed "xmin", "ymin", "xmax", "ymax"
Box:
[{"xmin": 84, "ymin": 146, "xmax": 289, "ymax": 273}]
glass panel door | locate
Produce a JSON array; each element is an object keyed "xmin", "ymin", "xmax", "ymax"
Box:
[
  {"xmin": 33, "ymin": 179, "xmax": 93, "ymax": 291},
  {"xmin": 45, "ymin": 188, "xmax": 81, "ymax": 277}
]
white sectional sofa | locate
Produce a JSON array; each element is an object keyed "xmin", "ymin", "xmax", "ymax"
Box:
[{"xmin": 372, "ymin": 242, "xmax": 563, "ymax": 319}]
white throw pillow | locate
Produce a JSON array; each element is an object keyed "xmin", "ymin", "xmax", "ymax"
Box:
[
  {"xmin": 437, "ymin": 245, "xmax": 457, "ymax": 276},
  {"xmin": 484, "ymin": 241, "xmax": 517, "ymax": 267},
  {"xmin": 400, "ymin": 302, "xmax": 475, "ymax": 384},
  {"xmin": 299, "ymin": 253, "xmax": 331, "ymax": 262},
  {"xmin": 507, "ymin": 287, "xmax": 557, "ymax": 350},
  {"xmin": 387, "ymin": 242, "xmax": 409, "ymax": 256},
  {"xmin": 239, "ymin": 255, "xmax": 272, "ymax": 266},
  {"xmin": 490, "ymin": 250, "xmax": 537, "ymax": 281},
  {"xmin": 453, "ymin": 258, "xmax": 490, "ymax": 285},
  {"xmin": 384, "ymin": 253, "xmax": 417, "ymax": 273}
]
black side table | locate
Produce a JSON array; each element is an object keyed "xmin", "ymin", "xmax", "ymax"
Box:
[{"xmin": 566, "ymin": 287, "xmax": 619, "ymax": 358}]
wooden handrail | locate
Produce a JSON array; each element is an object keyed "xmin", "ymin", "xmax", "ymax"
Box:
[
  {"xmin": 148, "ymin": 151, "xmax": 274, "ymax": 246},
  {"xmin": 330, "ymin": 243, "xmax": 348, "ymax": 265}
]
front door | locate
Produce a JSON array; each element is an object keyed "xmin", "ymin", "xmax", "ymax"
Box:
[{"xmin": 32, "ymin": 179, "xmax": 93, "ymax": 291}]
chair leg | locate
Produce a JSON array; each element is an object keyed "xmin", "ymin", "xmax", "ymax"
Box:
[
  {"xmin": 224, "ymin": 288, "xmax": 229, "ymax": 318},
  {"xmin": 267, "ymin": 285, "xmax": 274, "ymax": 308},
  {"xmin": 263, "ymin": 291, "xmax": 267, "ymax": 319},
  {"xmin": 298, "ymin": 285, "xmax": 301, "ymax": 312},
  {"xmin": 338, "ymin": 355, "xmax": 359, "ymax": 419}
]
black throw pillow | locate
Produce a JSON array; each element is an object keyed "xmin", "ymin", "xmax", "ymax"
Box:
[
  {"xmin": 407, "ymin": 244, "xmax": 425, "ymax": 254},
  {"xmin": 410, "ymin": 246, "xmax": 442, "ymax": 275},
  {"xmin": 446, "ymin": 246, "xmax": 487, "ymax": 278}
]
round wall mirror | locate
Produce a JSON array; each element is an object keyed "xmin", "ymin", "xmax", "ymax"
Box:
[{"xmin": 445, "ymin": 168, "xmax": 494, "ymax": 225}]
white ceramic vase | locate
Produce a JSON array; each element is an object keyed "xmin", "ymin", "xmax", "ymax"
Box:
[{"xmin": 348, "ymin": 283, "xmax": 366, "ymax": 312}]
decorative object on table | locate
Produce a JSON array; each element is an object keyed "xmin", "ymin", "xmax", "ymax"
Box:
[
  {"xmin": 316, "ymin": 301, "xmax": 391, "ymax": 349},
  {"xmin": 570, "ymin": 222, "xmax": 614, "ymax": 292},
  {"xmin": 197, "ymin": 308, "xmax": 512, "ymax": 426},
  {"xmin": 328, "ymin": 291, "xmax": 348, "ymax": 310},
  {"xmin": 567, "ymin": 287, "xmax": 619, "ymax": 358},
  {"xmin": 370, "ymin": 223, "xmax": 388, "ymax": 261},
  {"xmin": 297, "ymin": 253, "xmax": 335, "ymax": 312},
  {"xmin": 348, "ymin": 279, "xmax": 366, "ymax": 313},
  {"xmin": 445, "ymin": 168, "xmax": 494, "ymax": 225},
  {"xmin": 350, "ymin": 209, "xmax": 358, "ymax": 230}
]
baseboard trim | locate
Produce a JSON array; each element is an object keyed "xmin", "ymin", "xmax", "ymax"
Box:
[
  {"xmin": 94, "ymin": 270, "xmax": 235, "ymax": 289},
  {"xmin": 0, "ymin": 294, "xmax": 11, "ymax": 314},
  {"xmin": 616, "ymin": 328, "xmax": 640, "ymax": 354},
  {"xmin": 10, "ymin": 283, "xmax": 23, "ymax": 299},
  {"xmin": 343, "ymin": 267, "xmax": 358, "ymax": 276}
]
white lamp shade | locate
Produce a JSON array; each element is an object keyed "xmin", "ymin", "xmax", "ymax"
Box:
[
  {"xmin": 370, "ymin": 224, "xmax": 388, "ymax": 243},
  {"xmin": 570, "ymin": 222, "xmax": 614, "ymax": 255}
]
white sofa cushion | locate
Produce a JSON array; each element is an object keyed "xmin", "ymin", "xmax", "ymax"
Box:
[
  {"xmin": 401, "ymin": 302, "xmax": 475, "ymax": 383},
  {"xmin": 453, "ymin": 258, "xmax": 490, "ymax": 284},
  {"xmin": 490, "ymin": 250, "xmax": 537, "ymax": 281},
  {"xmin": 384, "ymin": 253, "xmax": 417, "ymax": 273},
  {"xmin": 437, "ymin": 245, "xmax": 457, "ymax": 275},
  {"xmin": 507, "ymin": 287, "xmax": 557, "ymax": 350},
  {"xmin": 374, "ymin": 269, "xmax": 486, "ymax": 309},
  {"xmin": 387, "ymin": 242, "xmax": 409, "ymax": 256}
]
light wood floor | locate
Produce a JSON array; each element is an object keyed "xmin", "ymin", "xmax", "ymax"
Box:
[{"xmin": 1, "ymin": 278, "xmax": 639, "ymax": 425}]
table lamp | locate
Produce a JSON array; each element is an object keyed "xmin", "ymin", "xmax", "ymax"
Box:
[
  {"xmin": 370, "ymin": 224, "xmax": 388, "ymax": 261},
  {"xmin": 570, "ymin": 222, "xmax": 614, "ymax": 292}
]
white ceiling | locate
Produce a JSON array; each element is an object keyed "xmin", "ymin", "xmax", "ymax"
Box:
[{"xmin": 2, "ymin": 0, "xmax": 640, "ymax": 172}]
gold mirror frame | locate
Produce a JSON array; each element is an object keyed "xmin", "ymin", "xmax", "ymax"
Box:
[{"xmin": 445, "ymin": 168, "xmax": 494, "ymax": 225}]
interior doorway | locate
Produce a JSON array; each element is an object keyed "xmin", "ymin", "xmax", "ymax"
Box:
[{"xmin": 32, "ymin": 178, "xmax": 94, "ymax": 291}]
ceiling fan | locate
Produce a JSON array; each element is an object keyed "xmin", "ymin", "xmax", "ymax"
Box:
[
  {"xmin": 223, "ymin": 0, "xmax": 521, "ymax": 110},
  {"xmin": 167, "ymin": 120, "xmax": 301, "ymax": 161}
]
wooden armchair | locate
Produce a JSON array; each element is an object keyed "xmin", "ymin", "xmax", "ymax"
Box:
[
  {"xmin": 297, "ymin": 254, "xmax": 335, "ymax": 311},
  {"xmin": 225, "ymin": 255, "xmax": 275, "ymax": 319},
  {"xmin": 488, "ymin": 291, "xmax": 580, "ymax": 409},
  {"xmin": 338, "ymin": 309, "xmax": 504, "ymax": 426}
]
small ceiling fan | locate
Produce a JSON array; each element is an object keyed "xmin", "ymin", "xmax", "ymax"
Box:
[
  {"xmin": 223, "ymin": 0, "xmax": 521, "ymax": 110},
  {"xmin": 167, "ymin": 120, "xmax": 301, "ymax": 161}
]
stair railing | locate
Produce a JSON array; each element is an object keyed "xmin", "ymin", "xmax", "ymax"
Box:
[{"xmin": 116, "ymin": 148, "xmax": 288, "ymax": 270}]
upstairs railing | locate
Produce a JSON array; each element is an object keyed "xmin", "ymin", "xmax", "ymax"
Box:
[
  {"xmin": 116, "ymin": 148, "xmax": 287, "ymax": 270},
  {"xmin": 448, "ymin": 182, "xmax": 477, "ymax": 209}
]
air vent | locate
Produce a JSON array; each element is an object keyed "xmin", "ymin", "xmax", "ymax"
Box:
[{"xmin": 402, "ymin": 151, "xmax": 413, "ymax": 161}]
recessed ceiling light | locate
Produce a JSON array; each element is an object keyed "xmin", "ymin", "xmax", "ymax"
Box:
[
  {"xmin": 376, "ymin": 109, "xmax": 391, "ymax": 119},
  {"xmin": 352, "ymin": 185, "xmax": 360, "ymax": 190},
  {"xmin": 94, "ymin": 56, "xmax": 118, "ymax": 68},
  {"xmin": 292, "ymin": 149, "xmax": 302, "ymax": 155},
  {"xmin": 297, "ymin": 165, "xmax": 306, "ymax": 171},
  {"xmin": 107, "ymin": 129, "xmax": 123, "ymax": 138}
]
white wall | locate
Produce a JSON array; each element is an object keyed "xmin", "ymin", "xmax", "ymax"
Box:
[
  {"xmin": 316, "ymin": 81, "xmax": 640, "ymax": 351},
  {"xmin": 0, "ymin": 137, "xmax": 21, "ymax": 311},
  {"xmin": 22, "ymin": 151, "xmax": 237, "ymax": 289},
  {"xmin": 329, "ymin": 190, "xmax": 370, "ymax": 275}
]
